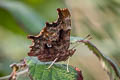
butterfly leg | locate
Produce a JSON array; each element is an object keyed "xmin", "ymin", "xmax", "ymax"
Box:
[
  {"xmin": 67, "ymin": 57, "xmax": 70, "ymax": 72},
  {"xmin": 46, "ymin": 58, "xmax": 58, "ymax": 69}
]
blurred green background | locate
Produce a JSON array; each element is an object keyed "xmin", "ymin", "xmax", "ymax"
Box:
[{"xmin": 0, "ymin": 0, "xmax": 120, "ymax": 80}]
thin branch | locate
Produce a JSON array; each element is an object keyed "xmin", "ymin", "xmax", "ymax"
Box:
[{"xmin": 0, "ymin": 68, "xmax": 28, "ymax": 80}]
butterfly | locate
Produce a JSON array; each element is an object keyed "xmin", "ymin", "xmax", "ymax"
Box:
[{"xmin": 28, "ymin": 8, "xmax": 76, "ymax": 63}]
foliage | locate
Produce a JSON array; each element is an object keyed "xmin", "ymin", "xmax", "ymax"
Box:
[
  {"xmin": 70, "ymin": 37, "xmax": 120, "ymax": 80},
  {"xmin": 0, "ymin": 0, "xmax": 120, "ymax": 80},
  {"xmin": 25, "ymin": 57, "xmax": 81, "ymax": 80},
  {"xmin": 83, "ymin": 40, "xmax": 120, "ymax": 80}
]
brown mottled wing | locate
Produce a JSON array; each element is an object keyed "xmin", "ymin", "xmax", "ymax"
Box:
[{"xmin": 28, "ymin": 8, "xmax": 76, "ymax": 62}]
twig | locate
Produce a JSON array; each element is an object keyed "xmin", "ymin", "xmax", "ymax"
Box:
[{"xmin": 0, "ymin": 68, "xmax": 28, "ymax": 80}]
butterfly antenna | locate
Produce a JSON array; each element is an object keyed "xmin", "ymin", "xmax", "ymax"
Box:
[
  {"xmin": 71, "ymin": 34, "xmax": 92, "ymax": 49},
  {"xmin": 83, "ymin": 34, "xmax": 92, "ymax": 40}
]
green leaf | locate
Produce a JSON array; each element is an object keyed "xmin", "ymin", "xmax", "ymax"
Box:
[
  {"xmin": 70, "ymin": 36, "xmax": 120, "ymax": 80},
  {"xmin": 0, "ymin": 1, "xmax": 45, "ymax": 34},
  {"xmin": 25, "ymin": 57, "xmax": 79, "ymax": 80}
]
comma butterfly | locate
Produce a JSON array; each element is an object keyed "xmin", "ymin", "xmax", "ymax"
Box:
[{"xmin": 28, "ymin": 8, "xmax": 76, "ymax": 62}]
